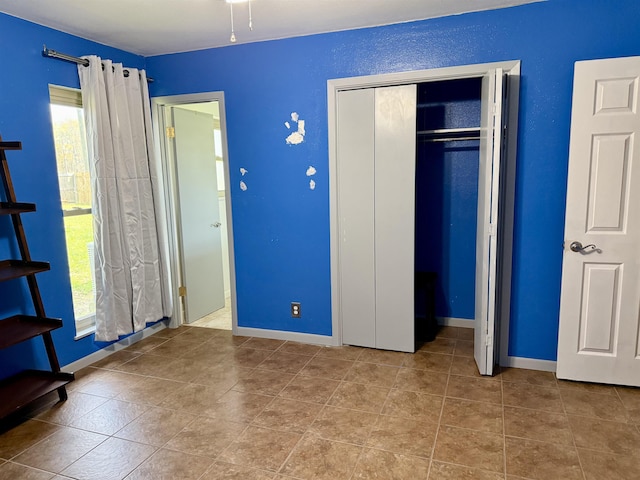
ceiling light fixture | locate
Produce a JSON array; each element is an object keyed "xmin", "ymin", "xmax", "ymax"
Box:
[{"xmin": 225, "ymin": 0, "xmax": 253, "ymax": 43}]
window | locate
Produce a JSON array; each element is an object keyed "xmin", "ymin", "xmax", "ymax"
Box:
[{"xmin": 48, "ymin": 85, "xmax": 95, "ymax": 338}]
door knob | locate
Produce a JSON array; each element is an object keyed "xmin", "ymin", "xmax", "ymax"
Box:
[
  {"xmin": 211, "ymin": 222, "xmax": 222, "ymax": 228},
  {"xmin": 569, "ymin": 241, "xmax": 598, "ymax": 253}
]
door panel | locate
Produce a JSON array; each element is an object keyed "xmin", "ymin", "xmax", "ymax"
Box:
[
  {"xmin": 173, "ymin": 107, "xmax": 225, "ymax": 323},
  {"xmin": 558, "ymin": 56, "xmax": 640, "ymax": 386},
  {"xmin": 337, "ymin": 89, "xmax": 376, "ymax": 348},
  {"xmin": 475, "ymin": 68, "xmax": 505, "ymax": 375},
  {"xmin": 374, "ymin": 85, "xmax": 417, "ymax": 353}
]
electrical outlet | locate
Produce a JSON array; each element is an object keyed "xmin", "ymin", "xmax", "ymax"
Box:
[{"xmin": 291, "ymin": 302, "xmax": 301, "ymax": 318}]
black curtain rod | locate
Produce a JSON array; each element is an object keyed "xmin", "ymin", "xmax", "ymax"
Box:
[{"xmin": 42, "ymin": 45, "xmax": 154, "ymax": 83}]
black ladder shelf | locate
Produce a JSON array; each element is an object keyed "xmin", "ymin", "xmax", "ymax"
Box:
[{"xmin": 0, "ymin": 135, "xmax": 73, "ymax": 420}]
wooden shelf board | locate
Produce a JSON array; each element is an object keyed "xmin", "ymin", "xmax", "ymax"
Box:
[
  {"xmin": 0, "ymin": 202, "xmax": 36, "ymax": 215},
  {"xmin": 0, "ymin": 316, "xmax": 63, "ymax": 350},
  {"xmin": 0, "ymin": 370, "xmax": 74, "ymax": 419},
  {"xmin": 0, "ymin": 141, "xmax": 22, "ymax": 151},
  {"xmin": 0, "ymin": 260, "xmax": 50, "ymax": 282}
]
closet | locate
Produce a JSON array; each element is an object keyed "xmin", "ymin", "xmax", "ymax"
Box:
[{"xmin": 331, "ymin": 63, "xmax": 515, "ymax": 375}]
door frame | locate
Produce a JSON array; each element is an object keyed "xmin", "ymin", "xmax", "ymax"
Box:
[
  {"xmin": 151, "ymin": 92, "xmax": 238, "ymax": 332},
  {"xmin": 327, "ymin": 61, "xmax": 520, "ymax": 367}
]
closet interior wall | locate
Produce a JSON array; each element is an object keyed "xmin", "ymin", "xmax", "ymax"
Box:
[{"xmin": 415, "ymin": 78, "xmax": 482, "ymax": 326}]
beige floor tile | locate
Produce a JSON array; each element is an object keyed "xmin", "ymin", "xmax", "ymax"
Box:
[
  {"xmin": 299, "ymin": 357, "xmax": 354, "ymax": 380},
  {"xmin": 114, "ymin": 407, "xmax": 196, "ymax": 447},
  {"xmin": 568, "ymin": 415, "xmax": 640, "ymax": 455},
  {"xmin": 277, "ymin": 375, "xmax": 340, "ymax": 404},
  {"xmin": 277, "ymin": 341, "xmax": 322, "ymax": 356},
  {"xmin": 252, "ymin": 398, "xmax": 322, "ymax": 433},
  {"xmin": 560, "ymin": 388, "xmax": 629, "ymax": 421},
  {"xmin": 316, "ymin": 345, "xmax": 363, "ymax": 361},
  {"xmin": 70, "ymin": 399, "xmax": 148, "ymax": 436},
  {"xmin": 233, "ymin": 370, "xmax": 295, "ymax": 396},
  {"xmin": 159, "ymin": 382, "xmax": 234, "ymax": 416},
  {"xmin": 366, "ymin": 415, "xmax": 437, "ymax": 457},
  {"xmin": 500, "ymin": 368, "xmax": 557, "ymax": 387},
  {"xmin": 616, "ymin": 386, "xmax": 640, "ymax": 424},
  {"xmin": 115, "ymin": 377, "xmax": 188, "ymax": 406},
  {"xmin": 578, "ymin": 448, "xmax": 640, "ymax": 480},
  {"xmin": 242, "ymin": 338, "xmax": 286, "ymax": 351},
  {"xmin": 218, "ymin": 426, "xmax": 300, "ymax": 472},
  {"xmin": 125, "ymin": 448, "xmax": 214, "ymax": 480},
  {"xmin": 352, "ymin": 448, "xmax": 430, "ymax": 479},
  {"xmin": 0, "ymin": 419, "xmax": 60, "ymax": 459},
  {"xmin": 34, "ymin": 392, "xmax": 108, "ymax": 426},
  {"xmin": 190, "ymin": 363, "xmax": 253, "ymax": 388},
  {"xmin": 449, "ymin": 356, "xmax": 482, "ymax": 377},
  {"xmin": 256, "ymin": 351, "xmax": 313, "ymax": 374},
  {"xmin": 13, "ymin": 427, "xmax": 107, "ymax": 473},
  {"xmin": 382, "ymin": 389, "xmax": 443, "ymax": 422},
  {"xmin": 428, "ymin": 461, "xmax": 505, "ymax": 480},
  {"xmin": 0, "ymin": 462, "xmax": 56, "ymax": 480},
  {"xmin": 164, "ymin": 417, "xmax": 246, "ymax": 458},
  {"xmin": 357, "ymin": 349, "xmax": 409, "ymax": 366},
  {"xmin": 447, "ymin": 375, "xmax": 502, "ymax": 405},
  {"xmin": 280, "ymin": 433, "xmax": 362, "ymax": 480},
  {"xmin": 394, "ymin": 368, "xmax": 448, "ymax": 395},
  {"xmin": 200, "ymin": 462, "xmax": 275, "ymax": 479},
  {"xmin": 457, "ymin": 328, "xmax": 475, "ymax": 341},
  {"xmin": 344, "ymin": 362, "xmax": 400, "ymax": 387},
  {"xmin": 173, "ymin": 326, "xmax": 222, "ymax": 342},
  {"xmin": 434, "ymin": 425, "xmax": 504, "ymax": 473},
  {"xmin": 124, "ymin": 336, "xmax": 168, "ymax": 354},
  {"xmin": 502, "ymin": 382, "xmax": 563, "ymax": 413},
  {"xmin": 505, "ymin": 437, "xmax": 582, "ymax": 480},
  {"xmin": 417, "ymin": 338, "xmax": 456, "ymax": 355},
  {"xmin": 60, "ymin": 437, "xmax": 155, "ymax": 480},
  {"xmin": 504, "ymin": 406, "xmax": 573, "ymax": 445},
  {"xmin": 144, "ymin": 335, "xmax": 208, "ymax": 358},
  {"xmin": 228, "ymin": 348, "xmax": 274, "ymax": 368},
  {"xmin": 434, "ymin": 326, "xmax": 460, "ymax": 339},
  {"xmin": 402, "ymin": 352, "xmax": 453, "ymax": 373},
  {"xmin": 203, "ymin": 390, "xmax": 274, "ymax": 423},
  {"xmin": 441, "ymin": 397, "xmax": 503, "ymax": 434},
  {"xmin": 327, "ymin": 382, "xmax": 390, "ymax": 413},
  {"xmin": 91, "ymin": 350, "xmax": 142, "ymax": 370},
  {"xmin": 557, "ymin": 379, "xmax": 617, "ymax": 395},
  {"xmin": 307, "ymin": 406, "xmax": 377, "ymax": 445},
  {"xmin": 454, "ymin": 340, "xmax": 474, "ymax": 357}
]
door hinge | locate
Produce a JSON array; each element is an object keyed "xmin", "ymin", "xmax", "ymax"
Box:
[
  {"xmin": 166, "ymin": 126, "xmax": 175, "ymax": 139},
  {"xmin": 178, "ymin": 286, "xmax": 186, "ymax": 297},
  {"xmin": 486, "ymin": 335, "xmax": 493, "ymax": 347},
  {"xmin": 488, "ymin": 223, "xmax": 497, "ymax": 237}
]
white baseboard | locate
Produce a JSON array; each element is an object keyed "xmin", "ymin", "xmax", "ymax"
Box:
[
  {"xmin": 62, "ymin": 321, "xmax": 169, "ymax": 372},
  {"xmin": 501, "ymin": 356, "xmax": 557, "ymax": 372},
  {"xmin": 436, "ymin": 317, "xmax": 474, "ymax": 328},
  {"xmin": 234, "ymin": 326, "xmax": 335, "ymax": 346}
]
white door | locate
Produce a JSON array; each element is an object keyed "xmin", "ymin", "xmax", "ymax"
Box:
[
  {"xmin": 336, "ymin": 84, "xmax": 416, "ymax": 352},
  {"xmin": 475, "ymin": 68, "xmax": 506, "ymax": 376},
  {"xmin": 172, "ymin": 107, "xmax": 226, "ymax": 323},
  {"xmin": 557, "ymin": 56, "xmax": 640, "ymax": 386}
]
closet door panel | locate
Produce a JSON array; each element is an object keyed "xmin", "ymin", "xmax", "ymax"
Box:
[
  {"xmin": 337, "ymin": 89, "xmax": 376, "ymax": 348},
  {"xmin": 374, "ymin": 85, "xmax": 417, "ymax": 352}
]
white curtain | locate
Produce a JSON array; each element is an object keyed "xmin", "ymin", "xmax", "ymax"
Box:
[{"xmin": 78, "ymin": 56, "xmax": 172, "ymax": 342}]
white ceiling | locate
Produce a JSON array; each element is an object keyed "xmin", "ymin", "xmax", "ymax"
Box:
[{"xmin": 0, "ymin": 0, "xmax": 542, "ymax": 57}]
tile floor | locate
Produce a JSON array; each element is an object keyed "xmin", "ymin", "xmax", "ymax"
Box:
[
  {"xmin": 191, "ymin": 297, "xmax": 232, "ymax": 330},
  {"xmin": 0, "ymin": 326, "xmax": 639, "ymax": 479}
]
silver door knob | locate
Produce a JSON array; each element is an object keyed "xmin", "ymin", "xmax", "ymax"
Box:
[
  {"xmin": 570, "ymin": 241, "xmax": 597, "ymax": 253},
  {"xmin": 211, "ymin": 222, "xmax": 222, "ymax": 228}
]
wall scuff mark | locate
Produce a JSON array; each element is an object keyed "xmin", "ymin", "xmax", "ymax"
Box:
[
  {"xmin": 309, "ymin": 179, "xmax": 316, "ymax": 190},
  {"xmin": 240, "ymin": 180, "xmax": 247, "ymax": 191},
  {"xmin": 240, "ymin": 167, "xmax": 248, "ymax": 176},
  {"xmin": 285, "ymin": 111, "xmax": 305, "ymax": 145},
  {"xmin": 306, "ymin": 166, "xmax": 316, "ymax": 176}
]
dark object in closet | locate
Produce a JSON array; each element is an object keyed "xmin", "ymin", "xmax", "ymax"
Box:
[{"xmin": 415, "ymin": 271, "xmax": 437, "ymax": 343}]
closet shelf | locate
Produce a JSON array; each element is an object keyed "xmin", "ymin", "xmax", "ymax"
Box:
[
  {"xmin": 0, "ymin": 315, "xmax": 63, "ymax": 350},
  {"xmin": 0, "ymin": 202, "xmax": 36, "ymax": 215},
  {"xmin": 0, "ymin": 370, "xmax": 74, "ymax": 419},
  {"xmin": 0, "ymin": 260, "xmax": 50, "ymax": 282},
  {"xmin": 418, "ymin": 127, "xmax": 481, "ymax": 142}
]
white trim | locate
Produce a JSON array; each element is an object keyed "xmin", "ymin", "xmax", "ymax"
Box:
[
  {"xmin": 436, "ymin": 317, "xmax": 474, "ymax": 328},
  {"xmin": 151, "ymin": 92, "xmax": 238, "ymax": 333},
  {"xmin": 235, "ymin": 327, "xmax": 335, "ymax": 346},
  {"xmin": 328, "ymin": 61, "xmax": 520, "ymax": 363},
  {"xmin": 62, "ymin": 322, "xmax": 168, "ymax": 372},
  {"xmin": 501, "ymin": 356, "xmax": 557, "ymax": 373}
]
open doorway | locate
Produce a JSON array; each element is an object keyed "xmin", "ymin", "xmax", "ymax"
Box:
[{"xmin": 152, "ymin": 92, "xmax": 237, "ymax": 332}]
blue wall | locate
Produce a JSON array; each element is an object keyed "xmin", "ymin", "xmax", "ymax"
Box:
[
  {"xmin": 0, "ymin": 13, "xmax": 145, "ymax": 374},
  {"xmin": 146, "ymin": 0, "xmax": 640, "ymax": 361},
  {"xmin": 415, "ymin": 79, "xmax": 481, "ymax": 321}
]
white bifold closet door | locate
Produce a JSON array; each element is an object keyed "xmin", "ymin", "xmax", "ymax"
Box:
[{"xmin": 337, "ymin": 85, "xmax": 417, "ymax": 353}]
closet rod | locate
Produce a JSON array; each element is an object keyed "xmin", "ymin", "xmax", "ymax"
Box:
[
  {"xmin": 420, "ymin": 136, "xmax": 480, "ymax": 143},
  {"xmin": 42, "ymin": 45, "xmax": 154, "ymax": 83},
  {"xmin": 417, "ymin": 127, "xmax": 481, "ymax": 136}
]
